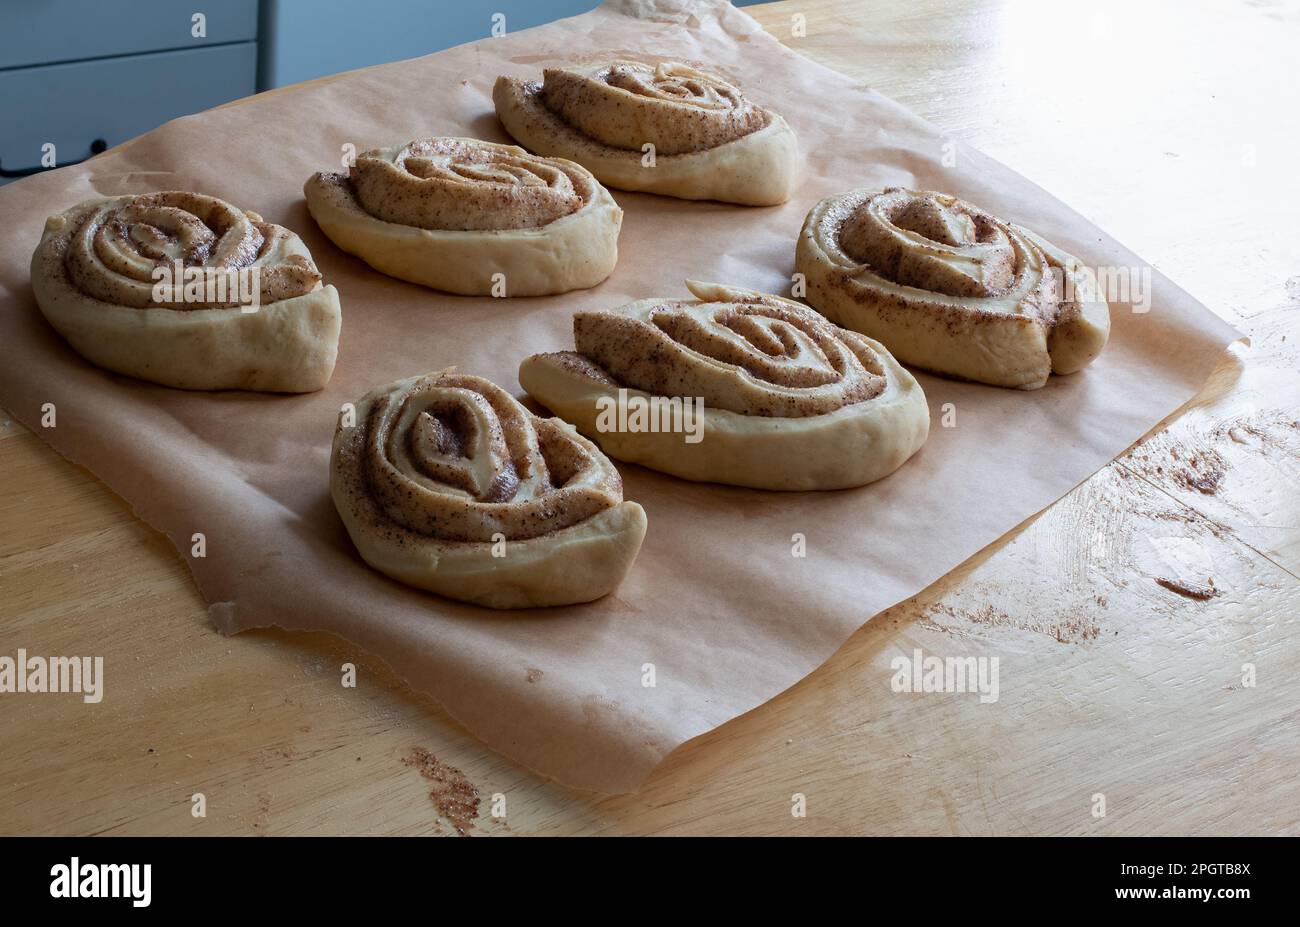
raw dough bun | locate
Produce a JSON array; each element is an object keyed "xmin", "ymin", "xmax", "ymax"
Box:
[
  {"xmin": 795, "ymin": 187, "xmax": 1110, "ymax": 389},
  {"xmin": 519, "ymin": 281, "xmax": 929, "ymax": 490},
  {"xmin": 331, "ymin": 369, "xmax": 646, "ymax": 609},
  {"xmin": 494, "ymin": 60, "xmax": 797, "ymax": 206},
  {"xmin": 304, "ymin": 137, "xmax": 621, "ymax": 296},
  {"xmin": 31, "ymin": 191, "xmax": 340, "ymax": 392}
]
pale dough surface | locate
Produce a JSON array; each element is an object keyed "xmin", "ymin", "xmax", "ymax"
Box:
[
  {"xmin": 303, "ymin": 140, "xmax": 622, "ymax": 297},
  {"xmin": 494, "ymin": 77, "xmax": 798, "ymax": 206},
  {"xmin": 31, "ymin": 203, "xmax": 340, "ymax": 393},
  {"xmin": 331, "ymin": 373, "xmax": 647, "ymax": 609},
  {"xmin": 519, "ymin": 282, "xmax": 930, "ymax": 490},
  {"xmin": 332, "ymin": 466, "xmax": 647, "ymax": 609},
  {"xmin": 795, "ymin": 189, "xmax": 1110, "ymax": 390}
]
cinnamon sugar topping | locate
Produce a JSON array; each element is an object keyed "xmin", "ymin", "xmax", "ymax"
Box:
[
  {"xmin": 539, "ymin": 60, "xmax": 769, "ymax": 154},
  {"xmin": 54, "ymin": 191, "xmax": 320, "ymax": 310},
  {"xmin": 567, "ymin": 295, "xmax": 888, "ymax": 418},
  {"xmin": 335, "ymin": 371, "xmax": 625, "ymax": 544},
  {"xmin": 349, "ymin": 137, "xmax": 595, "ymax": 231}
]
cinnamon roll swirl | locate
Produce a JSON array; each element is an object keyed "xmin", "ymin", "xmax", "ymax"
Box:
[
  {"xmin": 29, "ymin": 191, "xmax": 340, "ymax": 392},
  {"xmin": 796, "ymin": 188, "xmax": 1111, "ymax": 389},
  {"xmin": 494, "ymin": 61, "xmax": 798, "ymax": 206},
  {"xmin": 518, "ymin": 282, "xmax": 929, "ymax": 490},
  {"xmin": 304, "ymin": 137, "xmax": 622, "ymax": 296},
  {"xmin": 331, "ymin": 369, "xmax": 646, "ymax": 608}
]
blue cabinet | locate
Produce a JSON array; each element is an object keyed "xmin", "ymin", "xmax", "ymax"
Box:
[
  {"xmin": 256, "ymin": 0, "xmax": 764, "ymax": 87},
  {"xmin": 0, "ymin": 44, "xmax": 258, "ymax": 177},
  {"xmin": 0, "ymin": 0, "xmax": 257, "ymax": 69},
  {"xmin": 258, "ymin": 0, "xmax": 602, "ymax": 88},
  {"xmin": 0, "ymin": 0, "xmax": 259, "ymax": 179}
]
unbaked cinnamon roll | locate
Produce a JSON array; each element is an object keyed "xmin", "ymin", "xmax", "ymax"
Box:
[
  {"xmin": 331, "ymin": 369, "xmax": 646, "ymax": 608},
  {"xmin": 304, "ymin": 137, "xmax": 622, "ymax": 296},
  {"xmin": 494, "ymin": 61, "xmax": 797, "ymax": 206},
  {"xmin": 796, "ymin": 187, "xmax": 1111, "ymax": 389},
  {"xmin": 519, "ymin": 282, "xmax": 929, "ymax": 490},
  {"xmin": 30, "ymin": 191, "xmax": 340, "ymax": 392}
]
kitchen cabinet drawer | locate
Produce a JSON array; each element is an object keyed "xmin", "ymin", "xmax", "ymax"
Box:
[
  {"xmin": 0, "ymin": 0, "xmax": 258, "ymax": 70},
  {"xmin": 0, "ymin": 43, "xmax": 257, "ymax": 176}
]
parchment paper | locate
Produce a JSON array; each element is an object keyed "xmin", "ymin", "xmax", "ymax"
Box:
[{"xmin": 0, "ymin": 0, "xmax": 1240, "ymax": 792}]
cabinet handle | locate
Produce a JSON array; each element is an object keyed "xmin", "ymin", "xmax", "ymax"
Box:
[{"xmin": 0, "ymin": 139, "xmax": 108, "ymax": 178}]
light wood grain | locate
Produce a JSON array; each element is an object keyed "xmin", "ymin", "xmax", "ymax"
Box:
[{"xmin": 2, "ymin": 0, "xmax": 1297, "ymax": 835}]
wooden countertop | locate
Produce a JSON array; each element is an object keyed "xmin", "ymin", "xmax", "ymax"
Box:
[{"xmin": 2, "ymin": 0, "xmax": 1297, "ymax": 835}]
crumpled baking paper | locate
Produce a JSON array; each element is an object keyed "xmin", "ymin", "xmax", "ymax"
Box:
[{"xmin": 0, "ymin": 0, "xmax": 1239, "ymax": 791}]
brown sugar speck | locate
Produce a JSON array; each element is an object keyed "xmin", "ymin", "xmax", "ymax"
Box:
[
  {"xmin": 402, "ymin": 747, "xmax": 481, "ymax": 836},
  {"xmin": 923, "ymin": 601, "xmax": 1101, "ymax": 643},
  {"xmin": 1173, "ymin": 450, "xmax": 1226, "ymax": 494},
  {"xmin": 1154, "ymin": 576, "xmax": 1220, "ymax": 600}
]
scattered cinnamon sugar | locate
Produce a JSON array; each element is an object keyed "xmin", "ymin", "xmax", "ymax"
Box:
[
  {"xmin": 1126, "ymin": 411, "xmax": 1300, "ymax": 499},
  {"xmin": 1173, "ymin": 450, "xmax": 1226, "ymax": 495},
  {"xmin": 1211, "ymin": 412, "xmax": 1300, "ymax": 451},
  {"xmin": 402, "ymin": 747, "xmax": 480, "ymax": 836},
  {"xmin": 253, "ymin": 791, "xmax": 272, "ymax": 836},
  {"xmin": 1154, "ymin": 576, "xmax": 1220, "ymax": 600},
  {"xmin": 922, "ymin": 601, "xmax": 1101, "ymax": 644}
]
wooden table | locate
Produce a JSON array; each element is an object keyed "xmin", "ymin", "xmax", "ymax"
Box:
[{"xmin": 2, "ymin": 0, "xmax": 1297, "ymax": 836}]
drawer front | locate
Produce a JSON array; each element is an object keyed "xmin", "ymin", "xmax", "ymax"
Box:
[
  {"xmin": 0, "ymin": 0, "xmax": 258, "ymax": 70},
  {"xmin": 0, "ymin": 43, "xmax": 257, "ymax": 175}
]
